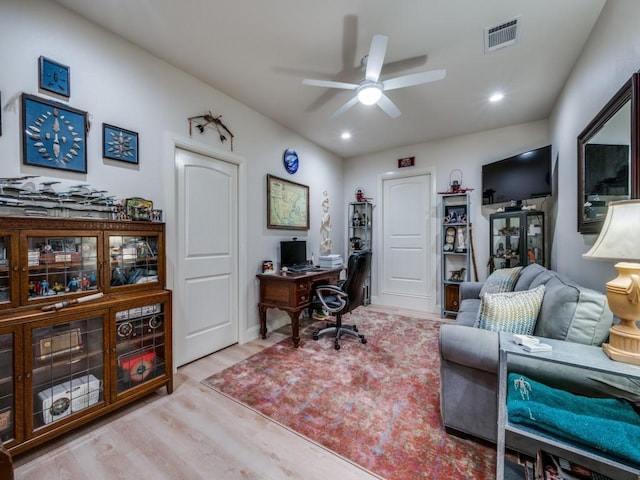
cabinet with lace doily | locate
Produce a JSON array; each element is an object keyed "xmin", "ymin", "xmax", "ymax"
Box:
[
  {"xmin": 348, "ymin": 202, "xmax": 373, "ymax": 305},
  {"xmin": 440, "ymin": 193, "xmax": 471, "ymax": 317}
]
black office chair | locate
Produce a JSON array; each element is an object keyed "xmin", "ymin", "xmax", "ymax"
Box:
[{"xmin": 311, "ymin": 250, "xmax": 371, "ymax": 350}]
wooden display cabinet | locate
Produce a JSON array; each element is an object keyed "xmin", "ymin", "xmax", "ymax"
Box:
[{"xmin": 0, "ymin": 216, "xmax": 172, "ymax": 456}]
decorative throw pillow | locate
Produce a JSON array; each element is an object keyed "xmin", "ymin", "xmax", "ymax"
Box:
[
  {"xmin": 476, "ymin": 285, "xmax": 545, "ymax": 335},
  {"xmin": 479, "ymin": 266, "xmax": 523, "ymax": 297}
]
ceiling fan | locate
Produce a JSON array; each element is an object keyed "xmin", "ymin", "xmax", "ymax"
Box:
[{"xmin": 303, "ymin": 34, "xmax": 446, "ymax": 119}]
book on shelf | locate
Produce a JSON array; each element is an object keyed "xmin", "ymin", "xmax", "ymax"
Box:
[{"xmin": 535, "ymin": 450, "xmax": 613, "ymax": 480}]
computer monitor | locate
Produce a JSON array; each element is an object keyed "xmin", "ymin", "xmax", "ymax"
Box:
[{"xmin": 280, "ymin": 240, "xmax": 306, "ymax": 267}]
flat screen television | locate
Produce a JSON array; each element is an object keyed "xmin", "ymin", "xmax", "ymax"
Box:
[
  {"xmin": 482, "ymin": 145, "xmax": 552, "ymax": 205},
  {"xmin": 280, "ymin": 240, "xmax": 307, "ymax": 267}
]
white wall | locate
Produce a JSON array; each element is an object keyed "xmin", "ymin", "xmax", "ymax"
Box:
[
  {"xmin": 0, "ymin": 0, "xmax": 345, "ymax": 342},
  {"xmin": 344, "ymin": 119, "xmax": 549, "ymax": 307},
  {"xmin": 346, "ymin": 0, "xmax": 640, "ymax": 305},
  {"xmin": 549, "ymin": 0, "xmax": 640, "ymax": 292},
  {"xmin": 3, "ymin": 0, "xmax": 638, "ymax": 326}
]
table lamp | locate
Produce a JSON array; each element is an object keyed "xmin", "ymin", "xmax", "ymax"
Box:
[{"xmin": 583, "ymin": 199, "xmax": 640, "ymax": 365}]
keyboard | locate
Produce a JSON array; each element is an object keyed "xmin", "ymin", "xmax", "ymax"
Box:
[{"xmin": 287, "ymin": 264, "xmax": 316, "ymax": 272}]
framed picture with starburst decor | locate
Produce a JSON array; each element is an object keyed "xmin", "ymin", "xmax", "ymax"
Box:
[
  {"xmin": 21, "ymin": 93, "xmax": 87, "ymax": 173},
  {"xmin": 103, "ymin": 123, "xmax": 139, "ymax": 164}
]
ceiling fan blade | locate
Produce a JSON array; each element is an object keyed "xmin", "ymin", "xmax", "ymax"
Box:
[
  {"xmin": 302, "ymin": 79, "xmax": 359, "ymax": 90},
  {"xmin": 381, "ymin": 54, "xmax": 428, "ymax": 76},
  {"xmin": 376, "ymin": 94, "xmax": 401, "ymax": 118},
  {"xmin": 331, "ymin": 96, "xmax": 359, "ymax": 118},
  {"xmin": 365, "ymin": 35, "xmax": 388, "ymax": 82},
  {"xmin": 383, "ymin": 69, "xmax": 446, "ymax": 91}
]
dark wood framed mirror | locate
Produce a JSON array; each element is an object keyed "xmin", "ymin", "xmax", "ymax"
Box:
[{"xmin": 578, "ymin": 73, "xmax": 640, "ymax": 234}]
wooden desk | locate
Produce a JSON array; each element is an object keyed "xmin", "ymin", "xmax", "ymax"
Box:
[{"xmin": 257, "ymin": 267, "xmax": 341, "ymax": 347}]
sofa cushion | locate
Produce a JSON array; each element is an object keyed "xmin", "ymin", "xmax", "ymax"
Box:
[
  {"xmin": 480, "ymin": 267, "xmax": 522, "ymax": 296},
  {"xmin": 476, "ymin": 285, "xmax": 545, "ymax": 335},
  {"xmin": 534, "ymin": 275, "xmax": 613, "ymax": 345},
  {"xmin": 456, "ymin": 299, "xmax": 481, "ymax": 327},
  {"xmin": 514, "ymin": 263, "xmax": 551, "ymax": 291}
]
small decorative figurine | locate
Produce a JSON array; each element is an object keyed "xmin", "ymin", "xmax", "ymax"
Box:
[{"xmin": 67, "ymin": 277, "xmax": 79, "ymax": 292}]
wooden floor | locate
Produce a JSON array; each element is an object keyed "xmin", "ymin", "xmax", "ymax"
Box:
[{"xmin": 13, "ymin": 306, "xmax": 436, "ymax": 480}]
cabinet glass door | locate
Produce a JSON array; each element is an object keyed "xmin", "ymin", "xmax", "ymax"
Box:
[
  {"xmin": 491, "ymin": 215, "xmax": 521, "ymax": 270},
  {"xmin": 525, "ymin": 212, "xmax": 545, "ymax": 266},
  {"xmin": 24, "ymin": 233, "xmax": 99, "ymax": 304},
  {"xmin": 30, "ymin": 314, "xmax": 105, "ymax": 432},
  {"xmin": 0, "ymin": 330, "xmax": 15, "ymax": 443},
  {"xmin": 114, "ymin": 300, "xmax": 167, "ymax": 397},
  {"xmin": 0, "ymin": 233, "xmax": 16, "ymax": 309},
  {"xmin": 108, "ymin": 233, "xmax": 160, "ymax": 290}
]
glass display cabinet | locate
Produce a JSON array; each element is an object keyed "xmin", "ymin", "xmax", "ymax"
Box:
[
  {"xmin": 29, "ymin": 312, "xmax": 105, "ymax": 433},
  {"xmin": 108, "ymin": 232, "xmax": 161, "ymax": 291},
  {"xmin": 113, "ymin": 294, "xmax": 169, "ymax": 399},
  {"xmin": 348, "ymin": 201, "xmax": 373, "ymax": 305},
  {"xmin": 24, "ymin": 232, "xmax": 99, "ymax": 304},
  {"xmin": 489, "ymin": 210, "xmax": 545, "ymax": 273},
  {"xmin": 0, "ymin": 232, "xmax": 18, "ymax": 310},
  {"xmin": 0, "ymin": 327, "xmax": 17, "ymax": 446},
  {"xmin": 0, "ymin": 216, "xmax": 171, "ymax": 456}
]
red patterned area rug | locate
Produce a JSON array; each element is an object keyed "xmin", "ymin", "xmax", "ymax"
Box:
[{"xmin": 202, "ymin": 309, "xmax": 496, "ymax": 479}]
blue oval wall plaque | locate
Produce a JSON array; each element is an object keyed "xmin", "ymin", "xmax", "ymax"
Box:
[{"xmin": 283, "ymin": 148, "xmax": 299, "ymax": 174}]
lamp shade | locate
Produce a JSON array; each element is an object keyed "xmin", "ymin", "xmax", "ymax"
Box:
[{"xmin": 583, "ymin": 199, "xmax": 640, "ymax": 262}]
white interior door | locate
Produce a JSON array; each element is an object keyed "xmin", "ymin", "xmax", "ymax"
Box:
[
  {"xmin": 175, "ymin": 147, "xmax": 238, "ymax": 366},
  {"xmin": 378, "ymin": 173, "xmax": 433, "ymax": 311}
]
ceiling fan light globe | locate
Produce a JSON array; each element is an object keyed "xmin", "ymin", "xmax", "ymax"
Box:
[{"xmin": 357, "ymin": 85, "xmax": 383, "ymax": 105}]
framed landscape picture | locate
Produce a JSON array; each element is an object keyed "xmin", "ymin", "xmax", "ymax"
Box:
[
  {"xmin": 267, "ymin": 174, "xmax": 309, "ymax": 230},
  {"xmin": 103, "ymin": 123, "xmax": 139, "ymax": 164},
  {"xmin": 21, "ymin": 93, "xmax": 87, "ymax": 173}
]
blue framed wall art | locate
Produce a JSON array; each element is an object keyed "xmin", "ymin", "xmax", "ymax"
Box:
[
  {"xmin": 39, "ymin": 56, "xmax": 70, "ymax": 98},
  {"xmin": 21, "ymin": 93, "xmax": 87, "ymax": 173},
  {"xmin": 103, "ymin": 123, "xmax": 139, "ymax": 164}
]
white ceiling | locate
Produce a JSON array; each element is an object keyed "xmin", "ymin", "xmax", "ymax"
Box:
[{"xmin": 53, "ymin": 0, "xmax": 606, "ymax": 158}]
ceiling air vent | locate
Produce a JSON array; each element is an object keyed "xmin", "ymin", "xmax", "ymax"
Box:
[{"xmin": 484, "ymin": 17, "xmax": 520, "ymax": 53}]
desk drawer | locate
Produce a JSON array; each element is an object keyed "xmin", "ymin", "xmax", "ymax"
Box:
[{"xmin": 295, "ymin": 282, "xmax": 310, "ymax": 305}]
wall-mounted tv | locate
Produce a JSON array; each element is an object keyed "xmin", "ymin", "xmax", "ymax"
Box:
[{"xmin": 482, "ymin": 145, "xmax": 552, "ymax": 205}]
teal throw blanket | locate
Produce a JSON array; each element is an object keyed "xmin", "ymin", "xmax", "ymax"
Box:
[{"xmin": 507, "ymin": 372, "xmax": 640, "ymax": 465}]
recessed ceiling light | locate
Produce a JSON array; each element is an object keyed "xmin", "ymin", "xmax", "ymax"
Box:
[
  {"xmin": 341, "ymin": 132, "xmax": 352, "ymax": 140},
  {"xmin": 489, "ymin": 92, "xmax": 504, "ymax": 102}
]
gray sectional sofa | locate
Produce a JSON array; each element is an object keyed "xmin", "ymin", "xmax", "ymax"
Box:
[{"xmin": 438, "ymin": 263, "xmax": 640, "ymax": 451}]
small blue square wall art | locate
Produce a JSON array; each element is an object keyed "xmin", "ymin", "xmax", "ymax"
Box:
[{"xmin": 103, "ymin": 123, "xmax": 139, "ymax": 165}]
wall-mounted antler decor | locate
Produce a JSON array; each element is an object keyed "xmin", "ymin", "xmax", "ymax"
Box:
[{"xmin": 188, "ymin": 110, "xmax": 235, "ymax": 151}]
